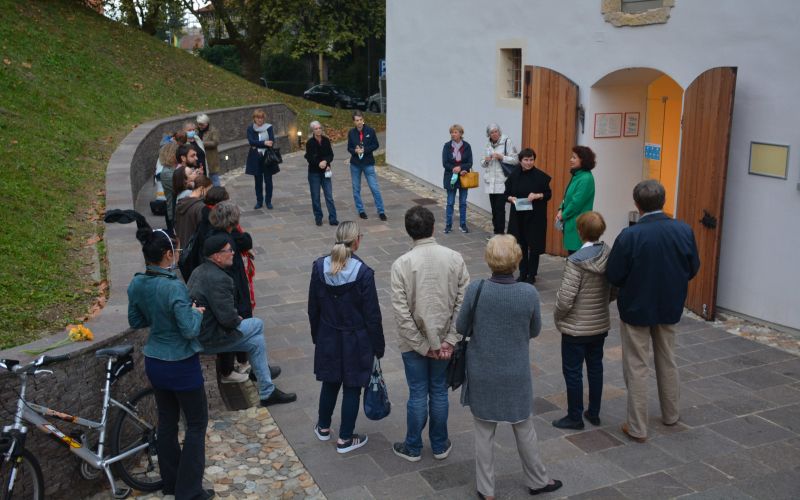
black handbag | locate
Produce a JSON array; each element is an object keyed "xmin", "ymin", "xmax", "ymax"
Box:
[
  {"xmin": 363, "ymin": 357, "xmax": 391, "ymax": 420},
  {"xmin": 446, "ymin": 279, "xmax": 485, "ymax": 390},
  {"xmin": 500, "ymin": 139, "xmax": 517, "ymax": 177}
]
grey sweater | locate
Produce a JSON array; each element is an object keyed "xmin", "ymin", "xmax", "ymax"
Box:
[{"xmin": 456, "ymin": 278, "xmax": 541, "ymax": 423}]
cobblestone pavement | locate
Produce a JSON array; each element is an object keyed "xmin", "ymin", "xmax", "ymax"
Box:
[{"xmin": 100, "ymin": 133, "xmax": 799, "ymax": 499}]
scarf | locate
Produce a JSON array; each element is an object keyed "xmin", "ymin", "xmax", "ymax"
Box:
[
  {"xmin": 253, "ymin": 122, "xmax": 271, "ymax": 155},
  {"xmin": 451, "ymin": 140, "xmax": 463, "ymax": 163}
]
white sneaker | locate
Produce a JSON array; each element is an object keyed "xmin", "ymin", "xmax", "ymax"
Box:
[
  {"xmin": 236, "ymin": 362, "xmax": 251, "ymax": 374},
  {"xmin": 220, "ymin": 370, "xmax": 249, "ymax": 384}
]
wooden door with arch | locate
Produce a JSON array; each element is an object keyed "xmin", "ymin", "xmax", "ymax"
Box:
[
  {"xmin": 676, "ymin": 66, "xmax": 737, "ymax": 320},
  {"xmin": 522, "ymin": 66, "xmax": 579, "ymax": 257}
]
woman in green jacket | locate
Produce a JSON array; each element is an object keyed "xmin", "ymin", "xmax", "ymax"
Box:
[{"xmin": 556, "ymin": 146, "xmax": 596, "ymax": 254}]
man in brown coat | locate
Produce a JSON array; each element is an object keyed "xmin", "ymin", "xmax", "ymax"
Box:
[{"xmin": 197, "ymin": 114, "xmax": 221, "ymax": 186}]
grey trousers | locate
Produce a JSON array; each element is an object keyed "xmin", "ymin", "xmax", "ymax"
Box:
[
  {"xmin": 474, "ymin": 415, "xmax": 550, "ymax": 496},
  {"xmin": 620, "ymin": 321, "xmax": 680, "ymax": 438}
]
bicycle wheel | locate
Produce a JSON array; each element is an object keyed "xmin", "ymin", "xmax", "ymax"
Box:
[
  {"xmin": 1, "ymin": 449, "xmax": 44, "ymax": 500},
  {"xmin": 110, "ymin": 388, "xmax": 163, "ymax": 492}
]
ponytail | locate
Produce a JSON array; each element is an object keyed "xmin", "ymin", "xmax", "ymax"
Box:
[{"xmin": 329, "ymin": 221, "xmax": 360, "ymax": 275}]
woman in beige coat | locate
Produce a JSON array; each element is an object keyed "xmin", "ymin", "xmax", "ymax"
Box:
[{"xmin": 552, "ymin": 211, "xmax": 615, "ymax": 430}]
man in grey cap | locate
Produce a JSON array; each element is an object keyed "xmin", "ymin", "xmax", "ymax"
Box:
[{"xmin": 188, "ymin": 233, "xmax": 297, "ymax": 406}]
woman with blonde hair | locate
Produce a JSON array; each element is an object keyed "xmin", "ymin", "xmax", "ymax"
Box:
[
  {"xmin": 457, "ymin": 235, "xmax": 562, "ymax": 499},
  {"xmin": 308, "ymin": 221, "xmax": 384, "ymax": 454},
  {"xmin": 244, "ymin": 108, "xmax": 276, "ymax": 209}
]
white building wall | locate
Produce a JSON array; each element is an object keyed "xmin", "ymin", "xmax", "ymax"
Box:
[{"xmin": 387, "ymin": 0, "xmax": 800, "ymax": 330}]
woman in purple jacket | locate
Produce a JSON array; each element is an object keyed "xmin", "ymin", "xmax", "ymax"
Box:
[{"xmin": 308, "ymin": 221, "xmax": 385, "ymax": 454}]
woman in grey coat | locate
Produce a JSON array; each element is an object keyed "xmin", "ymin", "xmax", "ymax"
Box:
[{"xmin": 456, "ymin": 235, "xmax": 562, "ymax": 499}]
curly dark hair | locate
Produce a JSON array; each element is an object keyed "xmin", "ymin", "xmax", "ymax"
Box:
[{"xmin": 572, "ymin": 145, "xmax": 596, "ymax": 170}]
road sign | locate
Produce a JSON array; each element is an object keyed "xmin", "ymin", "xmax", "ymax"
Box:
[{"xmin": 379, "ymin": 59, "xmax": 386, "ymax": 78}]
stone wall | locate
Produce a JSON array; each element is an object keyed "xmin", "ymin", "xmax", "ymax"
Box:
[
  {"xmin": 0, "ymin": 103, "xmax": 296, "ymax": 499},
  {"xmin": 601, "ymin": 0, "xmax": 675, "ymax": 27}
]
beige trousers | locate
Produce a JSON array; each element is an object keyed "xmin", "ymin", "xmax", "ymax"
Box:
[
  {"xmin": 474, "ymin": 415, "xmax": 550, "ymax": 497},
  {"xmin": 620, "ymin": 321, "xmax": 680, "ymax": 438}
]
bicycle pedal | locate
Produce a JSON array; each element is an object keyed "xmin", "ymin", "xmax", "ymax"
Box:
[{"xmin": 112, "ymin": 486, "xmax": 131, "ymax": 499}]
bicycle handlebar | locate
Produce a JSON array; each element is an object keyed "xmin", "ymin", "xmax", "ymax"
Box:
[{"xmin": 0, "ymin": 353, "xmax": 71, "ymax": 374}]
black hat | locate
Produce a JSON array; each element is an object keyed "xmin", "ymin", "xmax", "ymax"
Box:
[{"xmin": 203, "ymin": 233, "xmax": 231, "ymax": 257}]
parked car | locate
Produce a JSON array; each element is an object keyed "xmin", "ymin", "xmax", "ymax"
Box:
[
  {"xmin": 367, "ymin": 93, "xmax": 386, "ymax": 113},
  {"xmin": 303, "ymin": 84, "xmax": 366, "ymax": 110}
]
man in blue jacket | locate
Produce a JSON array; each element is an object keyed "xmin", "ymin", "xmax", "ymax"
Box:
[
  {"xmin": 347, "ymin": 111, "xmax": 386, "ymax": 221},
  {"xmin": 606, "ymin": 180, "xmax": 700, "ymax": 443}
]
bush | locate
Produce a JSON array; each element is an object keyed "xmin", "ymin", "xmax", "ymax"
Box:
[{"xmin": 198, "ymin": 45, "xmax": 241, "ymax": 75}]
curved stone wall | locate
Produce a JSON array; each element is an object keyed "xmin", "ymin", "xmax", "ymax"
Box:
[{"xmin": 0, "ymin": 103, "xmax": 296, "ymax": 498}]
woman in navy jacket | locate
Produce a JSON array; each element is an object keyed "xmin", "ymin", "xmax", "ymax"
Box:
[
  {"xmin": 244, "ymin": 108, "xmax": 276, "ymax": 209},
  {"xmin": 441, "ymin": 124, "xmax": 473, "ymax": 233},
  {"xmin": 307, "ymin": 221, "xmax": 384, "ymax": 454}
]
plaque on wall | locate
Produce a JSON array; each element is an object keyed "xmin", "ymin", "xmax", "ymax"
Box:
[
  {"xmin": 593, "ymin": 113, "xmax": 622, "ymax": 138},
  {"xmin": 624, "ymin": 112, "xmax": 640, "ymax": 137},
  {"xmin": 749, "ymin": 142, "xmax": 789, "ymax": 179}
]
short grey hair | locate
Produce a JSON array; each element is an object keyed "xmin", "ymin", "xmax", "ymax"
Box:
[
  {"xmin": 196, "ymin": 113, "xmax": 210, "ymax": 125},
  {"xmin": 633, "ymin": 180, "xmax": 666, "ymax": 213},
  {"xmin": 309, "ymin": 120, "xmax": 322, "ymax": 133},
  {"xmin": 209, "ymin": 200, "xmax": 241, "ymax": 230},
  {"xmin": 486, "ymin": 123, "xmax": 502, "ymax": 137},
  {"xmin": 182, "ymin": 120, "xmax": 196, "ymax": 131}
]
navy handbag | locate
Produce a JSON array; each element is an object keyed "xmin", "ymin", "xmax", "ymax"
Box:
[{"xmin": 363, "ymin": 357, "xmax": 391, "ymax": 420}]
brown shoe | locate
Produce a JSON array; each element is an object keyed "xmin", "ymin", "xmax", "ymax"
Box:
[{"xmin": 621, "ymin": 423, "xmax": 647, "ymax": 443}]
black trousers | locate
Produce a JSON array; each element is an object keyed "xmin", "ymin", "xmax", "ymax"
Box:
[
  {"xmin": 153, "ymin": 387, "xmax": 208, "ymax": 500},
  {"xmin": 489, "ymin": 194, "xmax": 507, "ymax": 234},
  {"xmin": 520, "ymin": 251, "xmax": 540, "ymax": 280},
  {"xmin": 318, "ymin": 382, "xmax": 362, "ymax": 440}
]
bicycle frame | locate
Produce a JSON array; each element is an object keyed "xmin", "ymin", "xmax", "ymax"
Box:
[{"xmin": 3, "ymin": 356, "xmax": 154, "ymax": 496}]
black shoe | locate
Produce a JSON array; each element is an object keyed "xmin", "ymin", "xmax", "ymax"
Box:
[
  {"xmin": 201, "ymin": 489, "xmax": 216, "ymax": 500},
  {"xmin": 516, "ymin": 275, "xmax": 528, "ymax": 283},
  {"xmin": 527, "ymin": 276, "xmax": 537, "ymax": 284},
  {"xmin": 359, "ymin": 212, "xmax": 368, "ymax": 219},
  {"xmin": 444, "ymin": 226, "xmax": 452, "ymax": 234},
  {"xmin": 529, "ymin": 480, "xmax": 563, "ymax": 495},
  {"xmin": 552, "ymin": 416, "xmax": 584, "ymax": 430},
  {"xmin": 248, "ymin": 365, "xmax": 281, "ymax": 382},
  {"xmin": 379, "ymin": 213, "xmax": 387, "ymax": 221},
  {"xmin": 266, "ymin": 202, "xmax": 273, "ymax": 210},
  {"xmin": 460, "ymin": 225, "xmax": 469, "ymax": 233},
  {"xmin": 260, "ymin": 388, "xmax": 297, "ymax": 407},
  {"xmin": 315, "ymin": 219, "xmax": 323, "ymax": 226},
  {"xmin": 392, "ymin": 442, "xmax": 421, "ymax": 462},
  {"xmin": 254, "ymin": 203, "xmax": 263, "ymax": 209},
  {"xmin": 337, "ymin": 433, "xmax": 368, "ymax": 454},
  {"xmin": 330, "ymin": 220, "xmax": 339, "ymax": 226},
  {"xmin": 584, "ymin": 411, "xmax": 601, "ymax": 426}
]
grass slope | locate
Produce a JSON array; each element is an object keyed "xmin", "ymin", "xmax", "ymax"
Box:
[{"xmin": 0, "ymin": 0, "xmax": 384, "ymax": 348}]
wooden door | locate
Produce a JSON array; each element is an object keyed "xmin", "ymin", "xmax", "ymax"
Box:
[
  {"xmin": 522, "ymin": 66, "xmax": 579, "ymax": 256},
  {"xmin": 676, "ymin": 67, "xmax": 737, "ymax": 320}
]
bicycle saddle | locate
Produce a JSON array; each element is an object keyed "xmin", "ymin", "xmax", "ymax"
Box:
[{"xmin": 95, "ymin": 345, "xmax": 134, "ymax": 358}]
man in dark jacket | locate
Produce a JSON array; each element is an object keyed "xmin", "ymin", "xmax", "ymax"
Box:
[
  {"xmin": 188, "ymin": 233, "xmax": 297, "ymax": 407},
  {"xmin": 606, "ymin": 180, "xmax": 700, "ymax": 443},
  {"xmin": 347, "ymin": 111, "xmax": 386, "ymax": 221}
]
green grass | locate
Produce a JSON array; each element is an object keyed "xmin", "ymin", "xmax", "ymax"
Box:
[{"xmin": 0, "ymin": 0, "xmax": 384, "ymax": 348}]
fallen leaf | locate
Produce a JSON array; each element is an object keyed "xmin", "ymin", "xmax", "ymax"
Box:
[
  {"xmin": 21, "ymin": 61, "xmax": 31, "ymax": 68},
  {"xmin": 85, "ymin": 235, "xmax": 102, "ymax": 246},
  {"xmin": 3, "ymin": 58, "xmax": 10, "ymax": 65},
  {"xmin": 10, "ymin": 139, "xmax": 17, "ymax": 144}
]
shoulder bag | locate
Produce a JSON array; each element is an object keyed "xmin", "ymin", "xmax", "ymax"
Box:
[
  {"xmin": 500, "ymin": 139, "xmax": 517, "ymax": 177},
  {"xmin": 363, "ymin": 357, "xmax": 391, "ymax": 420},
  {"xmin": 446, "ymin": 279, "xmax": 485, "ymax": 390}
]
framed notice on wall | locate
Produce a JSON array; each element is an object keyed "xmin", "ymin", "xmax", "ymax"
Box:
[
  {"xmin": 749, "ymin": 142, "xmax": 790, "ymax": 179},
  {"xmin": 624, "ymin": 112, "xmax": 640, "ymax": 137},
  {"xmin": 594, "ymin": 113, "xmax": 622, "ymax": 138}
]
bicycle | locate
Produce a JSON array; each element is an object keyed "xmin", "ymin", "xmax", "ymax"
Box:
[{"xmin": 1, "ymin": 345, "xmax": 162, "ymax": 499}]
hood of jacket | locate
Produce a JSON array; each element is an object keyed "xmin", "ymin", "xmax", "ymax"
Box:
[
  {"xmin": 176, "ymin": 196, "xmax": 204, "ymax": 217},
  {"xmin": 567, "ymin": 242, "xmax": 610, "ymax": 275}
]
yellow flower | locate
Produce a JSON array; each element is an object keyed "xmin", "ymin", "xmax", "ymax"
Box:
[{"xmin": 68, "ymin": 325, "xmax": 94, "ymax": 342}]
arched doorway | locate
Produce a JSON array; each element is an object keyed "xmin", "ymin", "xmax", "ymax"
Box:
[{"xmin": 522, "ymin": 65, "xmax": 737, "ymax": 320}]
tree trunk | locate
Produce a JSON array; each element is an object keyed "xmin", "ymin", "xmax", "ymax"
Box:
[
  {"xmin": 239, "ymin": 46, "xmax": 262, "ymax": 84},
  {"xmin": 318, "ymin": 53, "xmax": 327, "ymax": 83}
]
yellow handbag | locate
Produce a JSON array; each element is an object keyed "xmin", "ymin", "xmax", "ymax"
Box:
[{"xmin": 459, "ymin": 171, "xmax": 479, "ymax": 189}]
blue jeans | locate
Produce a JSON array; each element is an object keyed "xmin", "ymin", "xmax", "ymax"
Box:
[
  {"xmin": 308, "ymin": 172, "xmax": 338, "ymax": 223},
  {"xmin": 349, "ymin": 164, "xmax": 384, "ymax": 214},
  {"xmin": 401, "ymin": 351, "xmax": 450, "ymax": 455},
  {"xmin": 202, "ymin": 318, "xmax": 274, "ymax": 399},
  {"xmin": 445, "ymin": 187, "xmax": 468, "ymax": 228},
  {"xmin": 561, "ymin": 336, "xmax": 605, "ymax": 421},
  {"xmin": 318, "ymin": 382, "xmax": 362, "ymax": 440},
  {"xmin": 253, "ymin": 168, "xmax": 273, "ymax": 205}
]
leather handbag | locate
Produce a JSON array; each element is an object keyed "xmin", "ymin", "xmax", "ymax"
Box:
[
  {"xmin": 363, "ymin": 357, "xmax": 391, "ymax": 420},
  {"xmin": 500, "ymin": 139, "xmax": 517, "ymax": 177},
  {"xmin": 459, "ymin": 171, "xmax": 479, "ymax": 189},
  {"xmin": 446, "ymin": 279, "xmax": 485, "ymax": 390}
]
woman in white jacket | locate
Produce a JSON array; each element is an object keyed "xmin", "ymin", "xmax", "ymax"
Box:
[{"xmin": 480, "ymin": 124, "xmax": 519, "ymax": 235}]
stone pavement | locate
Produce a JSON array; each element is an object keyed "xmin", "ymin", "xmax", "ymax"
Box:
[{"xmin": 118, "ymin": 133, "xmax": 800, "ymax": 499}]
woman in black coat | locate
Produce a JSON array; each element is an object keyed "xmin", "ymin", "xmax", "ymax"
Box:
[
  {"xmin": 308, "ymin": 221, "xmax": 384, "ymax": 454},
  {"xmin": 505, "ymin": 148, "xmax": 552, "ymax": 283},
  {"xmin": 304, "ymin": 121, "xmax": 338, "ymax": 226}
]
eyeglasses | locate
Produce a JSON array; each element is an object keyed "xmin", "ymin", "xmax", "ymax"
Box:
[{"xmin": 217, "ymin": 247, "xmax": 235, "ymax": 254}]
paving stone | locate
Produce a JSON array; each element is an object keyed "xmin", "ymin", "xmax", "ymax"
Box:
[
  {"xmin": 614, "ymin": 471, "xmax": 693, "ymax": 499},
  {"xmin": 722, "ymin": 366, "xmax": 795, "ymax": 390},
  {"xmin": 565, "ymin": 429, "xmax": 625, "ymax": 453},
  {"xmin": 746, "ymin": 441, "xmax": 800, "ymax": 471},
  {"xmin": 600, "ymin": 442, "xmax": 683, "ymax": 477},
  {"xmin": 735, "ymin": 468, "xmax": 800, "ymax": 500},
  {"xmin": 709, "ymin": 415, "xmax": 794, "ymax": 447},
  {"xmin": 703, "ymin": 451, "xmax": 774, "ymax": 480},
  {"xmin": 666, "ymin": 461, "xmax": 731, "ymax": 491},
  {"xmin": 418, "ymin": 459, "xmax": 475, "ymax": 491},
  {"xmin": 714, "ymin": 394, "xmax": 775, "ymax": 416},
  {"xmin": 678, "ymin": 403, "xmax": 735, "ymax": 427},
  {"xmin": 685, "ymin": 375, "xmax": 751, "ymax": 401},
  {"xmin": 542, "ymin": 454, "xmax": 631, "ymax": 497},
  {"xmin": 567, "ymin": 486, "xmax": 629, "ymax": 500},
  {"xmin": 679, "ymin": 485, "xmax": 757, "ymax": 499},
  {"xmin": 650, "ymin": 427, "xmax": 741, "ymax": 462},
  {"xmin": 365, "ymin": 472, "xmax": 436, "ymax": 499},
  {"xmin": 757, "ymin": 403, "xmax": 800, "ymax": 433}
]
